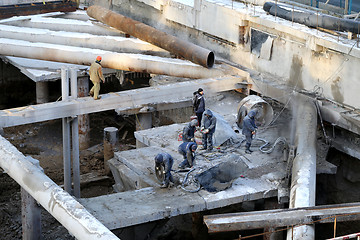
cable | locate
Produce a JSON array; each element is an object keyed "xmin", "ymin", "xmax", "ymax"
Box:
[
  {"xmin": 257, "ymin": 137, "xmax": 288, "ymax": 154},
  {"xmin": 181, "ymin": 168, "xmax": 201, "ymax": 193}
]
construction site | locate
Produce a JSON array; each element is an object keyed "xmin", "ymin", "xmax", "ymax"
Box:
[{"xmin": 0, "ymin": 0, "xmax": 360, "ymax": 239}]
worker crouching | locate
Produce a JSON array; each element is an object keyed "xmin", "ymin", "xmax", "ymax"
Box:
[
  {"xmin": 178, "ymin": 142, "xmax": 197, "ymax": 169},
  {"xmin": 155, "ymin": 153, "xmax": 174, "ymax": 188}
]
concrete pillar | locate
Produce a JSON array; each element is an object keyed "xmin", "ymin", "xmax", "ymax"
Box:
[
  {"xmin": 135, "ymin": 107, "xmax": 154, "ymax": 148},
  {"xmin": 104, "ymin": 127, "xmax": 118, "ymax": 175},
  {"xmin": 77, "ymin": 76, "xmax": 90, "ymax": 150},
  {"xmin": 287, "ymin": 94, "xmax": 317, "ymax": 240},
  {"xmin": 35, "ymin": 81, "xmax": 49, "ymax": 104},
  {"xmin": 21, "ymin": 188, "xmax": 41, "ymax": 240}
]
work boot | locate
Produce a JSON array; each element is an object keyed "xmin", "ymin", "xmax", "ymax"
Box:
[
  {"xmin": 89, "ymin": 92, "xmax": 94, "ymax": 97},
  {"xmin": 160, "ymin": 183, "xmax": 169, "ymax": 188},
  {"xmin": 94, "ymin": 96, "xmax": 101, "ymax": 100},
  {"xmin": 245, "ymin": 149, "xmax": 252, "ymax": 154}
]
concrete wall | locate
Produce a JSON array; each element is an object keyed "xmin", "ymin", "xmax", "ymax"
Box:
[{"xmin": 82, "ymin": 0, "xmax": 360, "ymax": 109}]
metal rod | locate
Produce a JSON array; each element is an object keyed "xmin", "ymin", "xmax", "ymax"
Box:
[
  {"xmin": 62, "ymin": 117, "xmax": 72, "ymax": 193},
  {"xmin": 70, "ymin": 67, "xmax": 78, "ymax": 99},
  {"xmin": 87, "ymin": 5, "xmax": 215, "ymax": 68},
  {"xmin": 61, "ymin": 67, "xmax": 69, "ymax": 101},
  {"xmin": 72, "ymin": 117, "xmax": 80, "ymax": 198}
]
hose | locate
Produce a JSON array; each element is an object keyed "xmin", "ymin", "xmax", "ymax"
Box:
[
  {"xmin": 257, "ymin": 137, "xmax": 288, "ymax": 154},
  {"xmin": 181, "ymin": 168, "xmax": 201, "ymax": 193}
]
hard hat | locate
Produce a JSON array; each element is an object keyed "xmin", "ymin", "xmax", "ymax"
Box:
[
  {"xmin": 155, "ymin": 154, "xmax": 163, "ymax": 163},
  {"xmin": 96, "ymin": 56, "xmax": 102, "ymax": 61}
]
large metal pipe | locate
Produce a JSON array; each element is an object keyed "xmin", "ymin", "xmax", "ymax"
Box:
[
  {"xmin": 0, "ymin": 38, "xmax": 227, "ymax": 79},
  {"xmin": 287, "ymin": 93, "xmax": 317, "ymax": 240},
  {"xmin": 263, "ymin": 2, "xmax": 360, "ymax": 33},
  {"xmin": 87, "ymin": 5, "xmax": 215, "ymax": 68},
  {"xmin": 0, "ymin": 25, "xmax": 170, "ymax": 57},
  {"xmin": 0, "ymin": 136, "xmax": 120, "ymax": 240}
]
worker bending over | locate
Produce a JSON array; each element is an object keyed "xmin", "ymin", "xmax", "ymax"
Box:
[
  {"xmin": 182, "ymin": 119, "xmax": 198, "ymax": 142},
  {"xmin": 178, "ymin": 141, "xmax": 197, "ymax": 169},
  {"xmin": 155, "ymin": 153, "xmax": 174, "ymax": 188}
]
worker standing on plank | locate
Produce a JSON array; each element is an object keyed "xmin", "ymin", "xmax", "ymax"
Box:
[
  {"xmin": 178, "ymin": 141, "xmax": 197, "ymax": 169},
  {"xmin": 155, "ymin": 153, "xmax": 174, "ymax": 188},
  {"xmin": 89, "ymin": 56, "xmax": 105, "ymax": 100},
  {"xmin": 242, "ymin": 108, "xmax": 258, "ymax": 154},
  {"xmin": 182, "ymin": 119, "xmax": 198, "ymax": 142}
]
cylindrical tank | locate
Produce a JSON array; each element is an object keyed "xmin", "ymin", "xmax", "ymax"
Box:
[{"xmin": 236, "ymin": 95, "xmax": 273, "ymax": 128}]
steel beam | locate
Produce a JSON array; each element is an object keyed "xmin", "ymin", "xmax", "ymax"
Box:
[
  {"xmin": 0, "ymin": 76, "xmax": 243, "ymax": 128},
  {"xmin": 203, "ymin": 202, "xmax": 360, "ymax": 233}
]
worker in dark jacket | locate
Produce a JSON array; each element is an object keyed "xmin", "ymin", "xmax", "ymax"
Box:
[
  {"xmin": 193, "ymin": 88, "xmax": 205, "ymax": 125},
  {"xmin": 201, "ymin": 109, "xmax": 216, "ymax": 151},
  {"xmin": 178, "ymin": 141, "xmax": 197, "ymax": 169},
  {"xmin": 182, "ymin": 119, "xmax": 198, "ymax": 142},
  {"xmin": 89, "ymin": 56, "xmax": 105, "ymax": 100},
  {"xmin": 242, "ymin": 109, "xmax": 258, "ymax": 154},
  {"xmin": 155, "ymin": 153, "xmax": 174, "ymax": 188}
]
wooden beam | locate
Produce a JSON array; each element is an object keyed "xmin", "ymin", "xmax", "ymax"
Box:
[
  {"xmin": 203, "ymin": 202, "xmax": 360, "ymax": 233},
  {"xmin": 0, "ymin": 76, "xmax": 243, "ymax": 128}
]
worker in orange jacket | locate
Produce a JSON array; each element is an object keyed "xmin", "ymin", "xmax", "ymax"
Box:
[{"xmin": 89, "ymin": 56, "xmax": 105, "ymax": 100}]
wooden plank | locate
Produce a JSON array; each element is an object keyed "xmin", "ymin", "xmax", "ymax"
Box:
[
  {"xmin": 203, "ymin": 202, "xmax": 360, "ymax": 233},
  {"xmin": 0, "ymin": 76, "xmax": 242, "ymax": 128}
]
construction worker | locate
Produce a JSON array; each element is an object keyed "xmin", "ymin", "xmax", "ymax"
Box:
[
  {"xmin": 201, "ymin": 109, "xmax": 216, "ymax": 151},
  {"xmin": 155, "ymin": 153, "xmax": 174, "ymax": 188},
  {"xmin": 178, "ymin": 141, "xmax": 197, "ymax": 169},
  {"xmin": 89, "ymin": 56, "xmax": 105, "ymax": 100},
  {"xmin": 242, "ymin": 108, "xmax": 258, "ymax": 154},
  {"xmin": 182, "ymin": 119, "xmax": 198, "ymax": 142},
  {"xmin": 193, "ymin": 88, "xmax": 205, "ymax": 125}
]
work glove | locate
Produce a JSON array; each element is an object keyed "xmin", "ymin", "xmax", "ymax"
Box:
[
  {"xmin": 190, "ymin": 138, "xmax": 195, "ymax": 142},
  {"xmin": 200, "ymin": 127, "xmax": 204, "ymax": 132},
  {"xmin": 204, "ymin": 129, "xmax": 209, "ymax": 134}
]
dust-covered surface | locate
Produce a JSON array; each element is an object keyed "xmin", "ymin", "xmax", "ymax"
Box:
[{"xmin": 0, "ymin": 111, "xmax": 136, "ymax": 239}]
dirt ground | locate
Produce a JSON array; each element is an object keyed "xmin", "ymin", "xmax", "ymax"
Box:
[{"xmin": 0, "ymin": 111, "xmax": 136, "ymax": 240}]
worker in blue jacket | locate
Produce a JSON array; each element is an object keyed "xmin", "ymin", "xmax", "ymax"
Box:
[
  {"xmin": 155, "ymin": 153, "xmax": 174, "ymax": 188},
  {"xmin": 242, "ymin": 109, "xmax": 258, "ymax": 154},
  {"xmin": 178, "ymin": 141, "xmax": 197, "ymax": 169}
]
